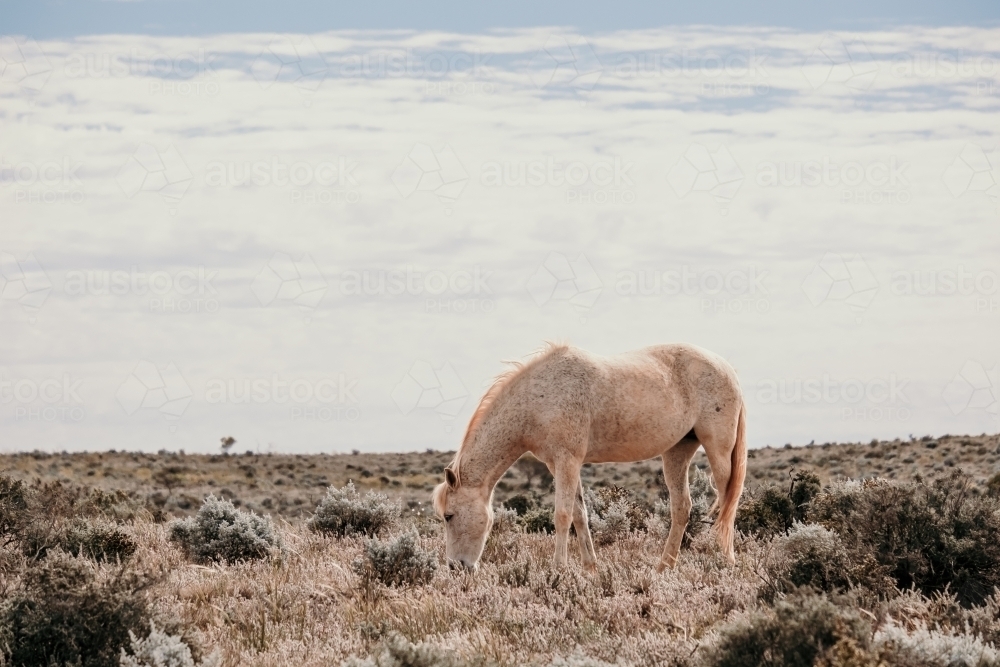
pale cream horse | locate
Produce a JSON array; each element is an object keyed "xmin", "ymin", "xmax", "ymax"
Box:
[{"xmin": 432, "ymin": 343, "xmax": 747, "ymax": 572}]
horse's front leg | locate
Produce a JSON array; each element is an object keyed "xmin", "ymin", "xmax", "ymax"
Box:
[
  {"xmin": 573, "ymin": 479, "xmax": 597, "ymax": 572},
  {"xmin": 552, "ymin": 459, "xmax": 583, "ymax": 569}
]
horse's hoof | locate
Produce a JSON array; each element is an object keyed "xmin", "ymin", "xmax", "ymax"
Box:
[{"xmin": 656, "ymin": 557, "xmax": 677, "ymax": 572}]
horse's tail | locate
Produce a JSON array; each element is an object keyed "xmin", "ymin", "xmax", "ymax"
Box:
[{"xmin": 715, "ymin": 402, "xmax": 746, "ymax": 564}]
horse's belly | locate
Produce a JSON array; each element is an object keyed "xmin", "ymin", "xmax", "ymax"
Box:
[
  {"xmin": 584, "ymin": 426, "xmax": 689, "ymax": 464},
  {"xmin": 583, "ymin": 397, "xmax": 697, "ymax": 463},
  {"xmin": 584, "ymin": 441, "xmax": 665, "ymax": 464}
]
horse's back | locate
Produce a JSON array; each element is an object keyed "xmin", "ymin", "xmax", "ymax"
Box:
[
  {"xmin": 639, "ymin": 343, "xmax": 739, "ymax": 392},
  {"xmin": 536, "ymin": 343, "xmax": 739, "ymax": 410},
  {"xmin": 550, "ymin": 344, "xmax": 740, "ymax": 462}
]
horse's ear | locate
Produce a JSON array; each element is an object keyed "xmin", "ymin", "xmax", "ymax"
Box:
[{"xmin": 445, "ymin": 466, "xmax": 458, "ymax": 489}]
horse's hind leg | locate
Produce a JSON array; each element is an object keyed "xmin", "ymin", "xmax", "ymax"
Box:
[
  {"xmin": 697, "ymin": 411, "xmax": 743, "ymax": 564},
  {"xmin": 573, "ymin": 479, "xmax": 597, "ymax": 572},
  {"xmin": 656, "ymin": 438, "xmax": 701, "ymax": 572}
]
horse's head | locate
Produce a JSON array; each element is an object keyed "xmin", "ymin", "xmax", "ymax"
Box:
[{"xmin": 432, "ymin": 465, "xmax": 493, "ymax": 571}]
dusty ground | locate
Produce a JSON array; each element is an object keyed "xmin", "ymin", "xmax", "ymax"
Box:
[{"xmin": 2, "ymin": 432, "xmax": 997, "ymax": 519}]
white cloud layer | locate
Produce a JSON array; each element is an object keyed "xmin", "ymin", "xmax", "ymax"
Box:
[{"xmin": 1, "ymin": 27, "xmax": 999, "ymax": 453}]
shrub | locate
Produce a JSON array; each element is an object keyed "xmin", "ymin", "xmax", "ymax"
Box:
[
  {"xmin": 644, "ymin": 502, "xmax": 671, "ymax": 542},
  {"xmin": 80, "ymin": 488, "xmax": 150, "ymax": 524},
  {"xmin": 736, "ymin": 471, "xmax": 821, "ymax": 539},
  {"xmin": 503, "ymin": 494, "xmax": 533, "ymax": 516},
  {"xmin": 498, "ymin": 558, "xmax": 531, "ymax": 587},
  {"xmin": 736, "ymin": 484, "xmax": 794, "ymax": 538},
  {"xmin": 702, "ymin": 588, "xmax": 1000, "ymax": 667},
  {"xmin": 768, "ymin": 523, "xmax": 895, "ymax": 600},
  {"xmin": 790, "ymin": 471, "xmax": 822, "ymax": 514},
  {"xmin": 521, "ymin": 507, "xmax": 555, "ymax": 534},
  {"xmin": 547, "ymin": 651, "xmax": 617, "ymax": 667},
  {"xmin": 987, "ymin": 473, "xmax": 1000, "ymax": 498},
  {"xmin": 646, "ymin": 466, "xmax": 716, "ymax": 543},
  {"xmin": 961, "ymin": 592, "xmax": 1000, "ymax": 648},
  {"xmin": 169, "ymin": 495, "xmax": 280, "ymax": 564},
  {"xmin": 23, "ymin": 517, "xmax": 137, "ymax": 563},
  {"xmin": 688, "ymin": 465, "xmax": 716, "ymax": 532},
  {"xmin": 588, "ymin": 498, "xmax": 633, "ymax": 545},
  {"xmin": 0, "ymin": 549, "xmax": 150, "ymax": 667},
  {"xmin": 872, "ymin": 622, "xmax": 1000, "ymax": 667},
  {"xmin": 586, "ymin": 486, "xmax": 651, "ymax": 532},
  {"xmin": 63, "ymin": 518, "xmax": 137, "ymax": 562},
  {"xmin": 353, "ymin": 531, "xmax": 437, "ymax": 587},
  {"xmin": 120, "ymin": 622, "xmax": 220, "ymax": 667},
  {"xmin": 809, "ymin": 472, "xmax": 1000, "ymax": 606},
  {"xmin": 342, "ymin": 632, "xmax": 489, "ymax": 667},
  {"xmin": 584, "ymin": 485, "xmax": 653, "ymax": 544},
  {"xmin": 0, "ymin": 474, "xmax": 29, "ymax": 542},
  {"xmin": 309, "ymin": 482, "xmax": 401, "ymax": 537},
  {"xmin": 491, "ymin": 505, "xmax": 521, "ymax": 534},
  {"xmin": 1, "ymin": 475, "xmax": 149, "ymax": 557},
  {"xmin": 699, "ymin": 591, "xmax": 872, "ymax": 667}
]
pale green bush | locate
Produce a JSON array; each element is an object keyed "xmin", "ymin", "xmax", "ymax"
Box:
[
  {"xmin": 810, "ymin": 473, "xmax": 1000, "ymax": 606},
  {"xmin": 699, "ymin": 591, "xmax": 871, "ymax": 667},
  {"xmin": 120, "ymin": 623, "xmax": 219, "ymax": 667},
  {"xmin": 547, "ymin": 650, "xmax": 617, "ymax": 666},
  {"xmin": 767, "ymin": 522, "xmax": 895, "ymax": 600},
  {"xmin": 353, "ymin": 531, "xmax": 437, "ymax": 587},
  {"xmin": 0, "ymin": 549, "xmax": 150, "ymax": 667},
  {"xmin": 169, "ymin": 495, "xmax": 279, "ymax": 564},
  {"xmin": 874, "ymin": 622, "xmax": 999, "ymax": 667},
  {"xmin": 491, "ymin": 505, "xmax": 520, "ymax": 534},
  {"xmin": 310, "ymin": 482, "xmax": 400, "ymax": 537},
  {"xmin": 644, "ymin": 466, "xmax": 714, "ymax": 542},
  {"xmin": 588, "ymin": 498, "xmax": 632, "ymax": 545},
  {"xmin": 342, "ymin": 633, "xmax": 488, "ymax": 666}
]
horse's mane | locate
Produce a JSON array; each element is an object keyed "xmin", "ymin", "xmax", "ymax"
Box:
[{"xmin": 449, "ymin": 342, "xmax": 567, "ymax": 484}]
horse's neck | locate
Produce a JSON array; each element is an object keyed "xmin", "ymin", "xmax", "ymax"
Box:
[{"xmin": 459, "ymin": 404, "xmax": 526, "ymax": 493}]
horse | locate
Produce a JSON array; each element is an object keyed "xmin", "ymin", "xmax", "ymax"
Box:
[{"xmin": 432, "ymin": 343, "xmax": 747, "ymax": 572}]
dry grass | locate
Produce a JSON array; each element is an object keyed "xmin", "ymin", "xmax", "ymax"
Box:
[
  {"xmin": 4, "ymin": 432, "xmax": 1000, "ymax": 666},
  {"xmin": 4, "ymin": 433, "xmax": 998, "ymax": 520},
  {"xmin": 133, "ymin": 518, "xmax": 765, "ymax": 667}
]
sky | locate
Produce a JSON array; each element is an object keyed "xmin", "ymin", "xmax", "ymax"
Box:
[
  {"xmin": 1, "ymin": 9, "xmax": 999, "ymax": 455},
  {"xmin": 2, "ymin": 0, "xmax": 1000, "ymax": 36}
]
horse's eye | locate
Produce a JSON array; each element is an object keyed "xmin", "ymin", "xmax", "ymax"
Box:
[{"xmin": 444, "ymin": 514, "xmax": 454, "ymax": 522}]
